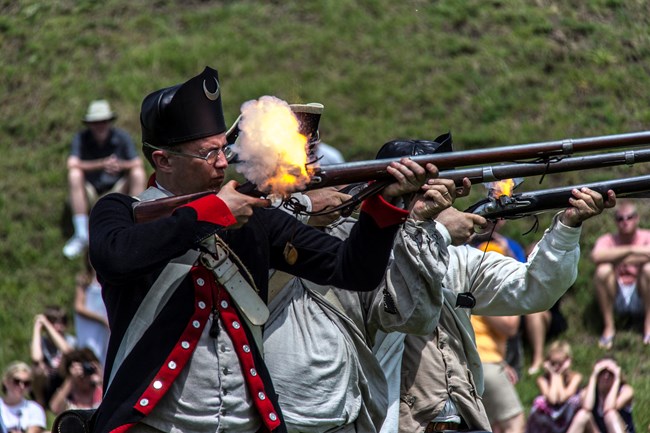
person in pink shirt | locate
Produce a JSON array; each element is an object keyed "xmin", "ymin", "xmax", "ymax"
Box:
[{"xmin": 591, "ymin": 200, "xmax": 650, "ymax": 349}]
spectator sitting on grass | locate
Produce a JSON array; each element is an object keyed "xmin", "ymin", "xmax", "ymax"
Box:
[{"xmin": 526, "ymin": 340, "xmax": 582, "ymax": 433}]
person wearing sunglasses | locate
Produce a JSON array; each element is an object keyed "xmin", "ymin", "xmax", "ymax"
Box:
[
  {"xmin": 0, "ymin": 362, "xmax": 46, "ymax": 433},
  {"xmin": 591, "ymin": 199, "xmax": 650, "ymax": 349}
]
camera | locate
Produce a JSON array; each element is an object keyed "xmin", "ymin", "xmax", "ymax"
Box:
[{"xmin": 82, "ymin": 361, "xmax": 96, "ymax": 376}]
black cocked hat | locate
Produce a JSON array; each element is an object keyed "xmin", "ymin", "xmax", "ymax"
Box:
[
  {"xmin": 375, "ymin": 132, "xmax": 453, "ymax": 160},
  {"xmin": 140, "ymin": 66, "xmax": 227, "ymax": 147}
]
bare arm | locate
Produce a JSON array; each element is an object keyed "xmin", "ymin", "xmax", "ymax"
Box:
[
  {"xmin": 67, "ymin": 155, "xmax": 143, "ymax": 176},
  {"xmin": 30, "ymin": 315, "xmax": 45, "ymax": 366},
  {"xmin": 49, "ymin": 375, "xmax": 73, "ymax": 414},
  {"xmin": 615, "ymin": 384, "xmax": 634, "ymax": 411},
  {"xmin": 562, "ymin": 372, "xmax": 583, "ymax": 402},
  {"xmin": 539, "ymin": 367, "xmax": 566, "ymax": 404},
  {"xmin": 580, "ymin": 371, "xmax": 597, "ymax": 411},
  {"xmin": 25, "ymin": 426, "xmax": 44, "ymax": 433},
  {"xmin": 480, "ymin": 315, "xmax": 520, "ymax": 338},
  {"xmin": 591, "ymin": 244, "xmax": 650, "ymax": 265},
  {"xmin": 39, "ymin": 316, "xmax": 73, "ymax": 355},
  {"xmin": 545, "ymin": 370, "xmax": 582, "ymax": 405}
]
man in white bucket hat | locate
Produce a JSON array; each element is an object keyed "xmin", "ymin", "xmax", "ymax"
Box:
[{"xmin": 63, "ymin": 99, "xmax": 146, "ymax": 259}]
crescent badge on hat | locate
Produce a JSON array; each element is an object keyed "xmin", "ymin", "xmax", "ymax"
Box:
[{"xmin": 203, "ymin": 77, "xmax": 220, "ymax": 101}]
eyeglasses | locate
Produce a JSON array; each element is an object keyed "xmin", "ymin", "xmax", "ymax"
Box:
[
  {"xmin": 144, "ymin": 142, "xmax": 235, "ymax": 164},
  {"xmin": 12, "ymin": 378, "xmax": 31, "ymax": 387},
  {"xmin": 615, "ymin": 213, "xmax": 637, "ymax": 222}
]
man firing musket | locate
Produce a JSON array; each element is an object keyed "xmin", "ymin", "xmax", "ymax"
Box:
[{"xmin": 85, "ymin": 66, "xmax": 437, "ymax": 433}]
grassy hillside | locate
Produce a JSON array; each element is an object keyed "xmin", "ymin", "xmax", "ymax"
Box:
[{"xmin": 2, "ymin": 0, "xmax": 650, "ymax": 428}]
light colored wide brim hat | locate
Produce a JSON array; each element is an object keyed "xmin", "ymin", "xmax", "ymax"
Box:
[
  {"xmin": 226, "ymin": 102, "xmax": 324, "ymax": 144},
  {"xmin": 83, "ymin": 99, "xmax": 117, "ymax": 123}
]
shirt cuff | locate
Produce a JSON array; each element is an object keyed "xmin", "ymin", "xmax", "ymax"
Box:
[
  {"xmin": 273, "ymin": 193, "xmax": 311, "ymax": 224},
  {"xmin": 548, "ymin": 211, "xmax": 582, "ymax": 250},
  {"xmin": 433, "ymin": 220, "xmax": 453, "ymax": 247},
  {"xmin": 360, "ymin": 194, "xmax": 409, "ymax": 228},
  {"xmin": 178, "ymin": 194, "xmax": 237, "ymax": 227}
]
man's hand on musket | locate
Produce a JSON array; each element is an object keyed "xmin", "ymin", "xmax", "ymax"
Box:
[
  {"xmin": 304, "ymin": 188, "xmax": 352, "ymax": 227},
  {"xmin": 560, "ymin": 187, "xmax": 616, "ymax": 227},
  {"xmin": 437, "ymin": 207, "xmax": 488, "ymax": 246},
  {"xmin": 381, "ymin": 159, "xmax": 436, "ymax": 200},
  {"xmin": 410, "ymin": 178, "xmax": 456, "ymax": 221},
  {"xmin": 217, "ymin": 180, "xmax": 272, "ymax": 229}
]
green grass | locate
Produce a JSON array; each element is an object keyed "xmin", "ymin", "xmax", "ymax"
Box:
[{"xmin": 2, "ymin": 0, "xmax": 650, "ymax": 429}]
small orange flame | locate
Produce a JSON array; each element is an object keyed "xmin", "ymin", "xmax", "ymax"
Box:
[
  {"xmin": 490, "ymin": 179, "xmax": 515, "ymax": 198},
  {"xmin": 233, "ymin": 96, "xmax": 315, "ymax": 196}
]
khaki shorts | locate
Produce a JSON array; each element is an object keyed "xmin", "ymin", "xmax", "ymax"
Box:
[
  {"xmin": 85, "ymin": 177, "xmax": 128, "ymax": 207},
  {"xmin": 480, "ymin": 362, "xmax": 523, "ymax": 423}
]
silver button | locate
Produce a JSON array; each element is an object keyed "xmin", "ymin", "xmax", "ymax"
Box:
[
  {"xmin": 193, "ymin": 320, "xmax": 200, "ymax": 328},
  {"xmin": 181, "ymin": 341, "xmax": 190, "ymax": 349},
  {"xmin": 220, "ymin": 300, "xmax": 228, "ymax": 309},
  {"xmin": 258, "ymin": 392, "xmax": 266, "ymax": 400},
  {"xmin": 220, "ymin": 345, "xmax": 227, "ymax": 353},
  {"xmin": 196, "ymin": 278, "xmax": 205, "ymax": 286},
  {"xmin": 232, "ymin": 321, "xmax": 241, "ymax": 329},
  {"xmin": 168, "ymin": 361, "xmax": 177, "ymax": 369},
  {"xmin": 242, "ymin": 345, "xmax": 250, "ymax": 353},
  {"xmin": 153, "ymin": 380, "xmax": 163, "ymax": 390},
  {"xmin": 269, "ymin": 413, "xmax": 277, "ymax": 421},
  {"xmin": 223, "ymin": 367, "xmax": 231, "ymax": 375},
  {"xmin": 139, "ymin": 398, "xmax": 149, "ymax": 407},
  {"xmin": 198, "ymin": 301, "xmax": 206, "ymax": 309},
  {"xmin": 250, "ymin": 368, "xmax": 257, "ymax": 376}
]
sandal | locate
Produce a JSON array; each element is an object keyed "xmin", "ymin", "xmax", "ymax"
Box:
[
  {"xmin": 527, "ymin": 366, "xmax": 541, "ymax": 376},
  {"xmin": 598, "ymin": 334, "xmax": 615, "ymax": 350}
]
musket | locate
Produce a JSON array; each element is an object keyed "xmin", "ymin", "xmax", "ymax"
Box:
[
  {"xmin": 309, "ymin": 131, "xmax": 650, "ymax": 188},
  {"xmin": 133, "ymin": 131, "xmax": 650, "ymax": 223},
  {"xmin": 439, "ymin": 147, "xmax": 650, "ymax": 186},
  {"xmin": 465, "ymin": 174, "xmax": 650, "ymax": 220}
]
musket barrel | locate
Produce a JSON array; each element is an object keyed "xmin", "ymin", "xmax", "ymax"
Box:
[
  {"xmin": 134, "ymin": 131, "xmax": 650, "ymax": 223},
  {"xmin": 439, "ymin": 148, "xmax": 650, "ymax": 186},
  {"xmin": 311, "ymin": 131, "xmax": 650, "ymax": 188},
  {"xmin": 467, "ymin": 174, "xmax": 650, "ymax": 219}
]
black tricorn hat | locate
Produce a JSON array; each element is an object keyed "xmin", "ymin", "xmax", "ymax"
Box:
[
  {"xmin": 375, "ymin": 132, "xmax": 453, "ymax": 160},
  {"xmin": 140, "ymin": 66, "xmax": 227, "ymax": 147}
]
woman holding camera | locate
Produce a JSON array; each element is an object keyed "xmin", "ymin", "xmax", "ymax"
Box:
[{"xmin": 49, "ymin": 348, "xmax": 103, "ymax": 415}]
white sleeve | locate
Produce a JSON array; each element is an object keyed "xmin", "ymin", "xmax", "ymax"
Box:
[
  {"xmin": 458, "ymin": 212, "xmax": 582, "ymax": 316},
  {"xmin": 366, "ymin": 218, "xmax": 449, "ymax": 338},
  {"xmin": 272, "ymin": 192, "xmax": 312, "ymax": 224},
  {"xmin": 25, "ymin": 401, "xmax": 47, "ymax": 429}
]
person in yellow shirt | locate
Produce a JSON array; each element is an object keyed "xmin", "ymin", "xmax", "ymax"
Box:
[
  {"xmin": 471, "ymin": 242, "xmax": 525, "ymax": 433},
  {"xmin": 471, "ymin": 314, "xmax": 524, "ymax": 433}
]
